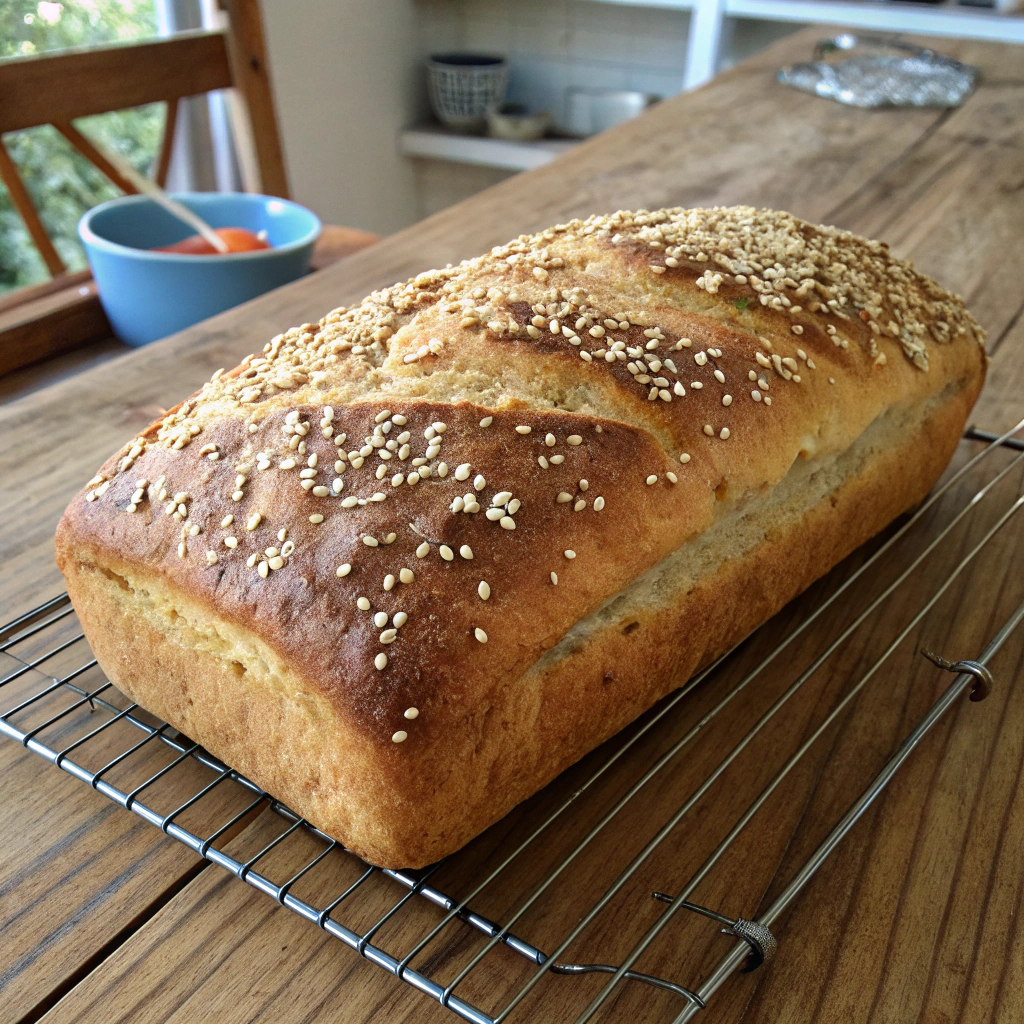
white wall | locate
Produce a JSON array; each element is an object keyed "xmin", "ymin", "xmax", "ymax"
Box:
[
  {"xmin": 260, "ymin": 0, "xmax": 426, "ymax": 235},
  {"xmin": 259, "ymin": 0, "xmax": 801, "ymax": 237}
]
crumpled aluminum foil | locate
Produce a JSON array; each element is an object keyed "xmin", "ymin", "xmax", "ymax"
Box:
[{"xmin": 778, "ymin": 34, "xmax": 978, "ymax": 109}]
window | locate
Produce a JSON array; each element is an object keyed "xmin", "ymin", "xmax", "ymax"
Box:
[{"xmin": 0, "ymin": 1, "xmax": 163, "ymax": 293}]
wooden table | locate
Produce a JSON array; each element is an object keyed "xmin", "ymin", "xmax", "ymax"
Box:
[{"xmin": 2, "ymin": 27, "xmax": 1024, "ymax": 1024}]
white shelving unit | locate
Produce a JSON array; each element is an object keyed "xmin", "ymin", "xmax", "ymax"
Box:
[
  {"xmin": 404, "ymin": 0, "xmax": 1024, "ymax": 170},
  {"xmin": 592, "ymin": 0, "xmax": 1024, "ymax": 88},
  {"xmin": 400, "ymin": 125, "xmax": 578, "ymax": 172}
]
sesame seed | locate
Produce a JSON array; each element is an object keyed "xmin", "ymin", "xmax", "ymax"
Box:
[
  {"xmin": 384, "ymin": 532, "xmax": 396, "ymax": 543},
  {"xmin": 374, "ymin": 611, "xmax": 389, "ymax": 628},
  {"xmin": 280, "ymin": 458, "xmax": 296, "ymax": 470},
  {"xmin": 223, "ymin": 536, "xmax": 238, "ymax": 549},
  {"xmin": 309, "ymin": 514, "xmax": 324, "ymax": 524},
  {"xmin": 564, "ymin": 549, "xmax": 576, "ymax": 560},
  {"xmin": 375, "ymin": 653, "xmax": 388, "ymax": 671},
  {"xmin": 579, "ymin": 479, "xmax": 588, "ymax": 491},
  {"xmin": 492, "ymin": 491, "xmax": 513, "ymax": 506},
  {"xmin": 380, "ymin": 629, "xmax": 397, "ymax": 644},
  {"xmin": 544, "ymin": 433, "xmax": 556, "ymax": 447},
  {"xmin": 337, "ymin": 563, "xmax": 351, "ymax": 577},
  {"xmin": 478, "ymin": 580, "xmax": 491, "ymax": 600},
  {"xmin": 550, "ymin": 454, "xmax": 565, "ymax": 465},
  {"xmin": 752, "ymin": 390, "xmax": 762, "ymax": 402},
  {"xmin": 399, "ymin": 567, "xmax": 414, "ymax": 583},
  {"xmin": 391, "ymin": 730, "xmax": 407, "ymax": 743},
  {"xmin": 720, "ymin": 427, "xmax": 731, "ymax": 440},
  {"xmin": 357, "ymin": 597, "xmax": 371, "ymax": 610},
  {"xmin": 206, "ymin": 551, "xmax": 218, "ymax": 565},
  {"xmin": 393, "ymin": 612, "xmax": 408, "ymax": 628},
  {"xmin": 474, "ymin": 474, "xmax": 486, "ymax": 491},
  {"xmin": 704, "ymin": 424, "xmax": 714, "ymax": 436},
  {"xmin": 474, "ymin": 627, "xmax": 488, "ymax": 643},
  {"xmin": 593, "ymin": 496, "xmax": 605, "ymax": 511},
  {"xmin": 439, "ymin": 545, "xmax": 454, "ymax": 561},
  {"xmin": 515, "ymin": 425, "xmax": 532, "ymax": 435},
  {"xmin": 550, "ymin": 572, "xmax": 558, "ymax": 585},
  {"xmin": 500, "ymin": 516, "xmax": 516, "ymax": 530},
  {"xmin": 455, "ymin": 463, "xmax": 471, "ymax": 481},
  {"xmin": 416, "ymin": 542, "xmax": 430, "ymax": 558},
  {"xmin": 460, "ymin": 544, "xmax": 474, "ymax": 559},
  {"xmin": 221, "ymin": 515, "xmax": 234, "ymax": 528},
  {"xmin": 480, "ymin": 416, "xmax": 493, "ymax": 427},
  {"xmin": 566, "ymin": 435, "xmax": 582, "ymax": 446},
  {"xmin": 722, "ymin": 395, "xmax": 733, "ymax": 406},
  {"xmin": 486, "ymin": 508, "xmax": 503, "ymax": 521},
  {"xmin": 341, "ymin": 496, "xmax": 359, "ymax": 508},
  {"xmin": 246, "ymin": 513, "xmax": 262, "ymax": 531},
  {"xmin": 647, "ymin": 475, "xmax": 658, "ymax": 485},
  {"xmin": 438, "ymin": 463, "xmax": 449, "ymax": 478},
  {"xmin": 312, "ymin": 485, "xmax": 329, "ymax": 497},
  {"xmin": 363, "ymin": 536, "xmax": 379, "ymax": 547},
  {"xmin": 268, "ymin": 555, "xmax": 285, "ymax": 570},
  {"xmin": 557, "ymin": 492, "xmax": 572, "ymax": 503},
  {"xmin": 258, "ymin": 561, "xmax": 269, "ymax": 578},
  {"xmin": 574, "ymin": 499, "xmax": 586, "ymax": 511},
  {"xmin": 404, "ymin": 707, "xmax": 419, "ymax": 719},
  {"xmin": 384, "ymin": 574, "xmax": 396, "ymax": 591},
  {"xmin": 714, "ymin": 369, "xmax": 726, "ymax": 384}
]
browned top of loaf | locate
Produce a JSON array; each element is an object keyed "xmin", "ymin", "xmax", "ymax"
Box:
[{"xmin": 59, "ymin": 206, "xmax": 986, "ymax": 750}]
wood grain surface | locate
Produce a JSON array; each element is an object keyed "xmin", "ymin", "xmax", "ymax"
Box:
[{"xmin": 1, "ymin": 26, "xmax": 1023, "ymax": 1024}]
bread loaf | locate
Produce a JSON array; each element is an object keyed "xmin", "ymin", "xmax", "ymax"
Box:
[{"xmin": 56, "ymin": 207, "xmax": 985, "ymax": 869}]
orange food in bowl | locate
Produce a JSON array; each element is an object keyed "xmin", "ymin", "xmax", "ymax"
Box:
[{"xmin": 153, "ymin": 227, "xmax": 271, "ymax": 254}]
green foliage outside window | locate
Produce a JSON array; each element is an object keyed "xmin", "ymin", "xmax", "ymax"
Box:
[{"xmin": 1, "ymin": 1, "xmax": 163, "ymax": 293}]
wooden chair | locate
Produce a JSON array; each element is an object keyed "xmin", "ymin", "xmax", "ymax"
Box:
[{"xmin": 0, "ymin": 0, "xmax": 377, "ymax": 380}]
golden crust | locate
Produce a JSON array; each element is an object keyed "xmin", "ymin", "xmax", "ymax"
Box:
[{"xmin": 56, "ymin": 206, "xmax": 986, "ymax": 867}]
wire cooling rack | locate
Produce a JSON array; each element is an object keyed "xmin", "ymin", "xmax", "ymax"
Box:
[{"xmin": 3, "ymin": 422, "xmax": 1024, "ymax": 1023}]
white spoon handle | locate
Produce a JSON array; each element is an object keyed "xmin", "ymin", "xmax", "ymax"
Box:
[{"xmin": 100, "ymin": 145, "xmax": 231, "ymax": 254}]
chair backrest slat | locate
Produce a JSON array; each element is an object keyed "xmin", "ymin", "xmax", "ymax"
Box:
[
  {"xmin": 153, "ymin": 99, "xmax": 180, "ymax": 189},
  {"xmin": 53, "ymin": 122, "xmax": 140, "ymax": 197},
  {"xmin": 0, "ymin": 143, "xmax": 66, "ymax": 276},
  {"xmin": 0, "ymin": 31, "xmax": 233, "ymax": 136}
]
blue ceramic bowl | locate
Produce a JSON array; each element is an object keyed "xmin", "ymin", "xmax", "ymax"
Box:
[{"xmin": 79, "ymin": 192, "xmax": 321, "ymax": 346}]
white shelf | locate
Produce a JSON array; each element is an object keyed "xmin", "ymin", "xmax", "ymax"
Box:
[
  {"xmin": 587, "ymin": 0, "xmax": 1024, "ymax": 88},
  {"xmin": 400, "ymin": 126, "xmax": 578, "ymax": 172},
  {"xmin": 405, "ymin": 0, "xmax": 1024, "ymax": 174}
]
